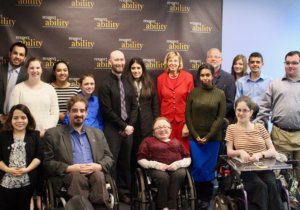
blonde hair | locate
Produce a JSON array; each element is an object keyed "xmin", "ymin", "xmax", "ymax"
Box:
[{"xmin": 163, "ymin": 51, "xmax": 183, "ymax": 72}]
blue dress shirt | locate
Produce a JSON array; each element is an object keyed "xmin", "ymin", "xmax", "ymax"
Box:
[
  {"xmin": 235, "ymin": 73, "xmax": 271, "ymax": 106},
  {"xmin": 70, "ymin": 126, "xmax": 94, "ymax": 164}
]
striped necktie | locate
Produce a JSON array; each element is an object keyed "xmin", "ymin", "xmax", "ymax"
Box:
[{"xmin": 117, "ymin": 75, "xmax": 128, "ymax": 121}]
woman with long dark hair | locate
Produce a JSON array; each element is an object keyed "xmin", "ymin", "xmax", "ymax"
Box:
[{"xmin": 126, "ymin": 57, "xmax": 159, "ymax": 171}]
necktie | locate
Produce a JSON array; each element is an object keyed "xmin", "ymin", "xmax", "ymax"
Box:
[{"xmin": 118, "ymin": 75, "xmax": 128, "ymax": 121}]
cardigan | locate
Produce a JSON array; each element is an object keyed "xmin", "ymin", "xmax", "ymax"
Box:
[{"xmin": 0, "ymin": 130, "xmax": 43, "ymax": 186}]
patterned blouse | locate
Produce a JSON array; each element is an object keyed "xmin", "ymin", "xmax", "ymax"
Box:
[{"xmin": 1, "ymin": 138, "xmax": 30, "ymax": 189}]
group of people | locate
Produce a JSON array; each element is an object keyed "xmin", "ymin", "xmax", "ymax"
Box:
[{"xmin": 0, "ymin": 41, "xmax": 299, "ymax": 210}]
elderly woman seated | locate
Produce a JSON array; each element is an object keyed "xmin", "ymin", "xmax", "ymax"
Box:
[
  {"xmin": 226, "ymin": 96, "xmax": 283, "ymax": 210},
  {"xmin": 137, "ymin": 117, "xmax": 191, "ymax": 210}
]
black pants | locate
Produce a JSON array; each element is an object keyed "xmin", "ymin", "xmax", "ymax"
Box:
[
  {"xmin": 241, "ymin": 170, "xmax": 284, "ymax": 210},
  {"xmin": 0, "ymin": 185, "xmax": 33, "ymax": 210},
  {"xmin": 149, "ymin": 168, "xmax": 186, "ymax": 209},
  {"xmin": 104, "ymin": 123, "xmax": 133, "ymax": 196}
]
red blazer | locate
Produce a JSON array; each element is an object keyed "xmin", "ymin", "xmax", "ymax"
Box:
[{"xmin": 157, "ymin": 70, "xmax": 194, "ymax": 123}]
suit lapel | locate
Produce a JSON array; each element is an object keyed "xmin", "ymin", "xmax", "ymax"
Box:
[
  {"xmin": 2, "ymin": 64, "xmax": 8, "ymax": 92},
  {"xmin": 86, "ymin": 127, "xmax": 97, "ymax": 160},
  {"xmin": 62, "ymin": 127, "xmax": 73, "ymax": 163}
]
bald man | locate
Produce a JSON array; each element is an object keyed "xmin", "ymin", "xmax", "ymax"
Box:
[{"xmin": 98, "ymin": 50, "xmax": 138, "ymax": 204}]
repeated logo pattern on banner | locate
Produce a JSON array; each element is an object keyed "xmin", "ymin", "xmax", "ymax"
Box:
[{"xmin": 0, "ymin": 0, "xmax": 222, "ymax": 83}]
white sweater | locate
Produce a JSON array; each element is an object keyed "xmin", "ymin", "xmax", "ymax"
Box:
[{"xmin": 9, "ymin": 82, "xmax": 59, "ymax": 131}]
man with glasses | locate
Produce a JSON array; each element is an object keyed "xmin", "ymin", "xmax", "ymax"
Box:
[
  {"xmin": 0, "ymin": 42, "xmax": 28, "ymax": 126},
  {"xmin": 235, "ymin": 52, "xmax": 271, "ymax": 119},
  {"xmin": 206, "ymin": 48, "xmax": 236, "ymax": 122},
  {"xmin": 256, "ymin": 51, "xmax": 300, "ymax": 183}
]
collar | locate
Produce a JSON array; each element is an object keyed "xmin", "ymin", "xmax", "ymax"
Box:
[
  {"xmin": 69, "ymin": 124, "xmax": 86, "ymax": 134},
  {"xmin": 8, "ymin": 63, "xmax": 21, "ymax": 73},
  {"xmin": 282, "ymin": 75, "xmax": 300, "ymax": 82},
  {"xmin": 245, "ymin": 73, "xmax": 266, "ymax": 81}
]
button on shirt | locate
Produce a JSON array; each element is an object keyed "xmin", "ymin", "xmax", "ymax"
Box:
[
  {"xmin": 235, "ymin": 74, "xmax": 271, "ymax": 106},
  {"xmin": 70, "ymin": 127, "xmax": 94, "ymax": 164}
]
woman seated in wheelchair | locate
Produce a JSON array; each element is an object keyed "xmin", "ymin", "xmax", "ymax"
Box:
[
  {"xmin": 226, "ymin": 96, "xmax": 284, "ymax": 210},
  {"xmin": 137, "ymin": 117, "xmax": 191, "ymax": 210}
]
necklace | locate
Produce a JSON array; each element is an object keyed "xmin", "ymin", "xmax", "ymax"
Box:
[{"xmin": 168, "ymin": 72, "xmax": 179, "ymax": 79}]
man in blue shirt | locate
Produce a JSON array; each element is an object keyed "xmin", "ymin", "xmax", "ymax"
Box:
[
  {"xmin": 235, "ymin": 52, "xmax": 271, "ymax": 118},
  {"xmin": 43, "ymin": 95, "xmax": 114, "ymax": 209}
]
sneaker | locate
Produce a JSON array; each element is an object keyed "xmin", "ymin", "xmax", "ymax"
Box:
[{"xmin": 105, "ymin": 193, "xmax": 114, "ymax": 210}]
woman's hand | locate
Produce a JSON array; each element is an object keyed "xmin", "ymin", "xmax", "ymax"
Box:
[
  {"xmin": 249, "ymin": 153, "xmax": 262, "ymax": 162},
  {"xmin": 158, "ymin": 164, "xmax": 169, "ymax": 171},
  {"xmin": 196, "ymin": 136, "xmax": 207, "ymax": 144},
  {"xmin": 239, "ymin": 150, "xmax": 251, "ymax": 163},
  {"xmin": 7, "ymin": 167, "xmax": 28, "ymax": 176}
]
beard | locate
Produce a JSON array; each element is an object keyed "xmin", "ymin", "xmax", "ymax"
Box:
[{"xmin": 72, "ymin": 117, "xmax": 84, "ymax": 127}]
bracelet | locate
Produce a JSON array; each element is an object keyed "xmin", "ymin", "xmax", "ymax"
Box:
[{"xmin": 262, "ymin": 152, "xmax": 265, "ymax": 159}]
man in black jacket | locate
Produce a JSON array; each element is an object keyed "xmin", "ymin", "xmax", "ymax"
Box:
[{"xmin": 98, "ymin": 50, "xmax": 138, "ymax": 204}]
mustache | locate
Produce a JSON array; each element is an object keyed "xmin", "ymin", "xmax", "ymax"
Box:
[{"xmin": 74, "ymin": 116, "xmax": 83, "ymax": 119}]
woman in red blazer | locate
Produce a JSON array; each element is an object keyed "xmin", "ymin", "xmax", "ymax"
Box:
[{"xmin": 157, "ymin": 51, "xmax": 194, "ymax": 151}]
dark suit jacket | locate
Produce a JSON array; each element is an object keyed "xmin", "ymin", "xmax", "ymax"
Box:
[
  {"xmin": 98, "ymin": 72, "xmax": 138, "ymax": 130},
  {"xmin": 137, "ymin": 92, "xmax": 159, "ymax": 138},
  {"xmin": 213, "ymin": 69, "xmax": 236, "ymax": 120},
  {"xmin": 0, "ymin": 130, "xmax": 43, "ymax": 186},
  {"xmin": 0, "ymin": 63, "xmax": 28, "ymax": 114},
  {"xmin": 43, "ymin": 125, "xmax": 113, "ymax": 184}
]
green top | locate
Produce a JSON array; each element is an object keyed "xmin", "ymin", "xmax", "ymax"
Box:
[{"xmin": 185, "ymin": 85, "xmax": 226, "ymax": 141}]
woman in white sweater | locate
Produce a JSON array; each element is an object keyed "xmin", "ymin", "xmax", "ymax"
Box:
[
  {"xmin": 9, "ymin": 57, "xmax": 59, "ymax": 137},
  {"xmin": 9, "ymin": 57, "xmax": 59, "ymax": 210}
]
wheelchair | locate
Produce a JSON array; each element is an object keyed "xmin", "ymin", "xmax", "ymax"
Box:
[
  {"xmin": 42, "ymin": 173, "xmax": 119, "ymax": 210},
  {"xmin": 213, "ymin": 156, "xmax": 295, "ymax": 210},
  {"xmin": 131, "ymin": 167, "xmax": 196, "ymax": 210}
]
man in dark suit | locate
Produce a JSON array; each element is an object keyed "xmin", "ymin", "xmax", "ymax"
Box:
[
  {"xmin": 43, "ymin": 95, "xmax": 114, "ymax": 209},
  {"xmin": 206, "ymin": 48, "xmax": 236, "ymax": 121},
  {"xmin": 98, "ymin": 50, "xmax": 138, "ymax": 204},
  {"xmin": 0, "ymin": 42, "xmax": 28, "ymax": 125}
]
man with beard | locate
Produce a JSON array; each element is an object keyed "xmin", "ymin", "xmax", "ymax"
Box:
[
  {"xmin": 43, "ymin": 95, "xmax": 114, "ymax": 209},
  {"xmin": 0, "ymin": 42, "xmax": 28, "ymax": 125},
  {"xmin": 98, "ymin": 50, "xmax": 138, "ymax": 204}
]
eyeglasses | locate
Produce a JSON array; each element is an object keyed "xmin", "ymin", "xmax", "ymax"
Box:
[
  {"xmin": 153, "ymin": 125, "xmax": 171, "ymax": 131},
  {"xmin": 284, "ymin": 61, "xmax": 299, "ymax": 66},
  {"xmin": 236, "ymin": 108, "xmax": 250, "ymax": 113}
]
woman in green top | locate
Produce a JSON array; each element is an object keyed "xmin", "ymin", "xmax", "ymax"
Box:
[{"xmin": 185, "ymin": 63, "xmax": 226, "ymax": 210}]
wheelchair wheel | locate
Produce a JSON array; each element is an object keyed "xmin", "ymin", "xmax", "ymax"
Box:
[
  {"xmin": 131, "ymin": 168, "xmax": 155, "ymax": 210},
  {"xmin": 42, "ymin": 178, "xmax": 56, "ymax": 210},
  {"xmin": 105, "ymin": 173, "xmax": 120, "ymax": 210},
  {"xmin": 178, "ymin": 170, "xmax": 196, "ymax": 210}
]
